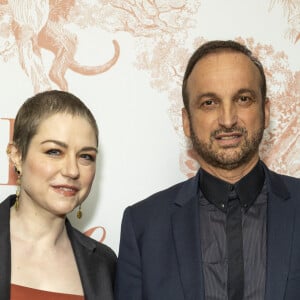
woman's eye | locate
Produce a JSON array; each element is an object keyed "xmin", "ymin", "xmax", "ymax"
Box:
[
  {"xmin": 46, "ymin": 149, "xmax": 61, "ymax": 156},
  {"xmin": 80, "ymin": 154, "xmax": 95, "ymax": 162}
]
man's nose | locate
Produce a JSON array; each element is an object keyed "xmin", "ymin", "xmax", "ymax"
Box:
[{"xmin": 218, "ymin": 103, "xmax": 238, "ymax": 128}]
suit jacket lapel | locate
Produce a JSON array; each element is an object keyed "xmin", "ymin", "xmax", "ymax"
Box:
[
  {"xmin": 171, "ymin": 172, "xmax": 204, "ymax": 300},
  {"xmin": 66, "ymin": 220, "xmax": 98, "ymax": 300},
  {"xmin": 0, "ymin": 196, "xmax": 14, "ymax": 300},
  {"xmin": 264, "ymin": 168, "xmax": 295, "ymax": 300}
]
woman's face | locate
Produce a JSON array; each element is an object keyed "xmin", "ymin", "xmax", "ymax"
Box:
[{"xmin": 14, "ymin": 113, "xmax": 98, "ymax": 217}]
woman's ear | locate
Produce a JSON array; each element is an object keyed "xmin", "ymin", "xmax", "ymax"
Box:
[{"xmin": 6, "ymin": 143, "xmax": 22, "ymax": 174}]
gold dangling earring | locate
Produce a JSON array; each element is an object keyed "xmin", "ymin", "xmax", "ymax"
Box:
[
  {"xmin": 15, "ymin": 168, "xmax": 21, "ymax": 210},
  {"xmin": 77, "ymin": 204, "xmax": 82, "ymax": 219}
]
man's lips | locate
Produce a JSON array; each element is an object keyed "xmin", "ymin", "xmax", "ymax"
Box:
[
  {"xmin": 212, "ymin": 131, "xmax": 244, "ymax": 147},
  {"xmin": 214, "ymin": 132, "xmax": 243, "ymax": 140}
]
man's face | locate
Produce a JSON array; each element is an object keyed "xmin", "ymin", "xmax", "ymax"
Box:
[{"xmin": 182, "ymin": 51, "xmax": 270, "ymax": 171}]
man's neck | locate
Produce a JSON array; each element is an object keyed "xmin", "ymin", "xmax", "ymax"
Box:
[{"xmin": 199, "ymin": 156, "xmax": 260, "ymax": 184}]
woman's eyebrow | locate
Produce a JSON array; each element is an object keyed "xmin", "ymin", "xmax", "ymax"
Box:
[
  {"xmin": 41, "ymin": 140, "xmax": 67, "ymax": 148},
  {"xmin": 41, "ymin": 140, "xmax": 98, "ymax": 153}
]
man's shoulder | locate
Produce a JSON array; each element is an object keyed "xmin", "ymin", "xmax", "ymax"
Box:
[
  {"xmin": 264, "ymin": 166, "xmax": 300, "ymax": 204},
  {"xmin": 266, "ymin": 167, "xmax": 300, "ymax": 188},
  {"xmin": 276, "ymin": 172, "xmax": 300, "ymax": 195},
  {"xmin": 128, "ymin": 172, "xmax": 199, "ymax": 215},
  {"xmin": 120, "ymin": 174, "xmax": 199, "ymax": 236}
]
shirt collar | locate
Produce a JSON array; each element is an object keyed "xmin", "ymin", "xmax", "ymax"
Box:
[{"xmin": 200, "ymin": 161, "xmax": 265, "ymax": 212}]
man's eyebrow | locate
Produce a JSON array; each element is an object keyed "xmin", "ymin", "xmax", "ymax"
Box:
[
  {"xmin": 195, "ymin": 92, "xmax": 219, "ymax": 101},
  {"xmin": 41, "ymin": 140, "xmax": 98, "ymax": 153},
  {"xmin": 236, "ymin": 88, "xmax": 257, "ymax": 97}
]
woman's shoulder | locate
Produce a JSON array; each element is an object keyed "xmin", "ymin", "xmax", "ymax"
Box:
[
  {"xmin": 1, "ymin": 194, "xmax": 16, "ymax": 208},
  {"xmin": 66, "ymin": 220, "xmax": 117, "ymax": 263}
]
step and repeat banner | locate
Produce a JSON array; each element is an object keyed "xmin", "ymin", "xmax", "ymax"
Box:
[{"xmin": 0, "ymin": 0, "xmax": 300, "ymax": 252}]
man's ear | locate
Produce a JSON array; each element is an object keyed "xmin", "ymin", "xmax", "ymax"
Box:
[
  {"xmin": 182, "ymin": 107, "xmax": 191, "ymax": 138},
  {"xmin": 7, "ymin": 143, "xmax": 22, "ymax": 174},
  {"xmin": 264, "ymin": 97, "xmax": 270, "ymax": 129}
]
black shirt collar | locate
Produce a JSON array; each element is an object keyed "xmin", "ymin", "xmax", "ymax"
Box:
[{"xmin": 200, "ymin": 161, "xmax": 265, "ymax": 212}]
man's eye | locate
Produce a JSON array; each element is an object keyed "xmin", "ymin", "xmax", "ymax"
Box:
[
  {"xmin": 46, "ymin": 149, "xmax": 61, "ymax": 156},
  {"xmin": 200, "ymin": 99, "xmax": 218, "ymax": 109},
  {"xmin": 238, "ymin": 96, "xmax": 253, "ymax": 104},
  {"xmin": 203, "ymin": 100, "xmax": 214, "ymax": 106}
]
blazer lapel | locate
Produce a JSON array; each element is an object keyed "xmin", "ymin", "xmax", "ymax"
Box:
[
  {"xmin": 264, "ymin": 169, "xmax": 295, "ymax": 300},
  {"xmin": 66, "ymin": 220, "xmax": 115, "ymax": 300},
  {"xmin": 171, "ymin": 172, "xmax": 204, "ymax": 300},
  {"xmin": 66, "ymin": 220, "xmax": 98, "ymax": 300},
  {"xmin": 0, "ymin": 196, "xmax": 14, "ymax": 300}
]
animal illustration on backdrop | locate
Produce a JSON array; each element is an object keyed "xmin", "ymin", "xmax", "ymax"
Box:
[{"xmin": 0, "ymin": 0, "xmax": 120, "ymax": 92}]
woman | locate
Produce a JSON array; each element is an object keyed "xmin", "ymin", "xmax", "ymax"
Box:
[{"xmin": 1, "ymin": 90, "xmax": 116, "ymax": 299}]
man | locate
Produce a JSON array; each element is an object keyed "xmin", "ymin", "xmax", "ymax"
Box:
[{"xmin": 115, "ymin": 40, "xmax": 300, "ymax": 300}]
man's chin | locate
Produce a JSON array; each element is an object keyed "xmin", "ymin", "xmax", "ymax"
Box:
[
  {"xmin": 210, "ymin": 150, "xmax": 259, "ymax": 170},
  {"xmin": 214, "ymin": 147, "xmax": 243, "ymax": 159},
  {"xmin": 203, "ymin": 149, "xmax": 249, "ymax": 170}
]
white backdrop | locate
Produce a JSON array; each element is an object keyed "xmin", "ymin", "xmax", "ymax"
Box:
[{"xmin": 1, "ymin": 0, "xmax": 300, "ymax": 252}]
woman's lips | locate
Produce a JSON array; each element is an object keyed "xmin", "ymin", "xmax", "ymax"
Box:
[{"xmin": 52, "ymin": 185, "xmax": 79, "ymax": 196}]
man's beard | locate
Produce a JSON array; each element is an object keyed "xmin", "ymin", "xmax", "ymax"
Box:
[{"xmin": 190, "ymin": 123, "xmax": 265, "ymax": 170}]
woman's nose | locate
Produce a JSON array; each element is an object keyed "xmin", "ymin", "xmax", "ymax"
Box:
[{"xmin": 61, "ymin": 156, "xmax": 79, "ymax": 179}]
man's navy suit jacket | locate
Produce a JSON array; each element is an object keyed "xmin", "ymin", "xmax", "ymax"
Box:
[{"xmin": 115, "ymin": 163, "xmax": 300, "ymax": 300}]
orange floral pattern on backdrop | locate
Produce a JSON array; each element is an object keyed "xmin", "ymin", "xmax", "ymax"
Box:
[{"xmin": 269, "ymin": 0, "xmax": 300, "ymax": 44}]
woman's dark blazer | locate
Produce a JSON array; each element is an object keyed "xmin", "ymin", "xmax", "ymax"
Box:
[{"xmin": 0, "ymin": 195, "xmax": 116, "ymax": 300}]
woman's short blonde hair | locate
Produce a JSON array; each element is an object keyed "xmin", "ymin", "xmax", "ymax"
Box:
[{"xmin": 13, "ymin": 90, "xmax": 99, "ymax": 160}]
